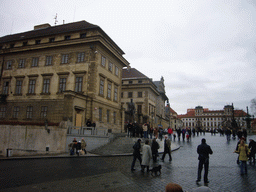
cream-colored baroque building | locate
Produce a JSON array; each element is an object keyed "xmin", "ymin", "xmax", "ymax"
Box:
[{"xmin": 0, "ymin": 21, "xmax": 129, "ymax": 132}]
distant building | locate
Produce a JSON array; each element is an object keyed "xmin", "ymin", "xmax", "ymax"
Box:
[
  {"xmin": 0, "ymin": 21, "xmax": 129, "ymax": 132},
  {"xmin": 178, "ymin": 105, "xmax": 247, "ymax": 131},
  {"xmin": 121, "ymin": 67, "xmax": 169, "ymax": 128}
]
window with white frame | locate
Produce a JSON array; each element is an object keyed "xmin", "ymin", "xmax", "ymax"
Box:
[
  {"xmin": 42, "ymin": 78, "xmax": 50, "ymax": 93},
  {"xmin": 3, "ymin": 81, "xmax": 9, "ymax": 95},
  {"xmin": 108, "ymin": 62, "xmax": 113, "ymax": 72},
  {"xmin": 28, "ymin": 79, "xmax": 36, "ymax": 94},
  {"xmin": 41, "ymin": 106, "xmax": 48, "ymax": 118},
  {"xmin": 45, "ymin": 56, "xmax": 53, "ymax": 66},
  {"xmin": 15, "ymin": 80, "xmax": 22, "ymax": 94},
  {"xmin": 6, "ymin": 60, "xmax": 12, "ymax": 70},
  {"xmin": 107, "ymin": 82, "xmax": 112, "ymax": 99},
  {"xmin": 0, "ymin": 107, "xmax": 6, "ymax": 118},
  {"xmin": 101, "ymin": 56, "xmax": 106, "ymax": 67},
  {"xmin": 32, "ymin": 57, "xmax": 39, "ymax": 67},
  {"xmin": 18, "ymin": 59, "xmax": 25, "ymax": 68},
  {"xmin": 75, "ymin": 76, "xmax": 83, "ymax": 92},
  {"xmin": 61, "ymin": 54, "xmax": 69, "ymax": 64},
  {"xmin": 115, "ymin": 66, "xmax": 119, "ymax": 76},
  {"xmin": 114, "ymin": 86, "xmax": 118, "ymax": 101},
  {"xmin": 99, "ymin": 78, "xmax": 104, "ymax": 96},
  {"xmin": 26, "ymin": 106, "xmax": 33, "ymax": 119},
  {"xmin": 59, "ymin": 77, "xmax": 67, "ymax": 92},
  {"xmin": 13, "ymin": 106, "xmax": 19, "ymax": 118},
  {"xmin": 77, "ymin": 52, "xmax": 85, "ymax": 63}
]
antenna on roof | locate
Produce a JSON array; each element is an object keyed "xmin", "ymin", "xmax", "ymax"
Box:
[{"xmin": 54, "ymin": 13, "xmax": 58, "ymax": 26}]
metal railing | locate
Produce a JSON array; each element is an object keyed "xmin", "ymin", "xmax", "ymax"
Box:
[{"xmin": 67, "ymin": 126, "xmax": 108, "ymax": 136}]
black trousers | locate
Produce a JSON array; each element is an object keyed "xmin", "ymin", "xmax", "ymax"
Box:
[
  {"xmin": 162, "ymin": 150, "xmax": 172, "ymax": 161},
  {"xmin": 197, "ymin": 158, "xmax": 209, "ymax": 181}
]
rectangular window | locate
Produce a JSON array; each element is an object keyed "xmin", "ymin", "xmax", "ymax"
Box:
[
  {"xmin": 65, "ymin": 35, "xmax": 71, "ymax": 40},
  {"xmin": 129, "ymin": 81, "xmax": 132, "ymax": 84},
  {"xmin": 75, "ymin": 77, "xmax": 83, "ymax": 92},
  {"xmin": 35, "ymin": 40, "xmax": 41, "ymax": 44},
  {"xmin": 32, "ymin": 57, "xmax": 39, "ymax": 67},
  {"xmin": 13, "ymin": 106, "xmax": 19, "ymax": 118},
  {"xmin": 61, "ymin": 54, "xmax": 69, "ymax": 64},
  {"xmin": 138, "ymin": 105, "xmax": 142, "ymax": 114},
  {"xmin": 15, "ymin": 80, "xmax": 22, "ymax": 94},
  {"xmin": 138, "ymin": 80, "xmax": 142, "ymax": 83},
  {"xmin": 107, "ymin": 110, "xmax": 110, "ymax": 123},
  {"xmin": 45, "ymin": 56, "xmax": 53, "ymax": 66},
  {"xmin": 107, "ymin": 83, "xmax": 112, "ymax": 99},
  {"xmin": 41, "ymin": 106, "xmax": 48, "ymax": 118},
  {"xmin": 0, "ymin": 107, "xmax": 6, "ymax": 118},
  {"xmin": 28, "ymin": 79, "xmax": 36, "ymax": 94},
  {"xmin": 99, "ymin": 108, "xmax": 102, "ymax": 122},
  {"xmin": 26, "ymin": 106, "xmax": 33, "ymax": 119},
  {"xmin": 77, "ymin": 52, "xmax": 85, "ymax": 63},
  {"xmin": 138, "ymin": 92, "xmax": 142, "ymax": 97},
  {"xmin": 101, "ymin": 56, "xmax": 106, "ymax": 67},
  {"xmin": 114, "ymin": 87, "xmax": 118, "ymax": 101},
  {"xmin": 23, "ymin": 42, "xmax": 27, "ymax": 46},
  {"xmin": 115, "ymin": 66, "xmax": 119, "ymax": 76},
  {"xmin": 6, "ymin": 60, "xmax": 12, "ymax": 69},
  {"xmin": 49, "ymin": 38, "xmax": 55, "ymax": 43},
  {"xmin": 18, "ymin": 59, "xmax": 25, "ymax": 68},
  {"xmin": 108, "ymin": 62, "xmax": 113, "ymax": 72},
  {"xmin": 113, "ymin": 112, "xmax": 116, "ymax": 124},
  {"xmin": 128, "ymin": 92, "xmax": 133, "ymax": 98},
  {"xmin": 80, "ymin": 33, "xmax": 86, "ymax": 38},
  {"xmin": 42, "ymin": 79, "xmax": 50, "ymax": 93},
  {"xmin": 3, "ymin": 81, "xmax": 9, "ymax": 95},
  {"xmin": 99, "ymin": 78, "xmax": 104, "ymax": 96},
  {"xmin": 59, "ymin": 78, "xmax": 66, "ymax": 92}
]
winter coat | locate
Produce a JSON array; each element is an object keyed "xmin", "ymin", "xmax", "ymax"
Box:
[
  {"xmin": 133, "ymin": 141, "xmax": 141, "ymax": 157},
  {"xmin": 151, "ymin": 140, "xmax": 160, "ymax": 154},
  {"xmin": 236, "ymin": 144, "xmax": 250, "ymax": 161},
  {"xmin": 164, "ymin": 139, "xmax": 171, "ymax": 152},
  {"xmin": 141, "ymin": 144, "xmax": 152, "ymax": 166},
  {"xmin": 81, "ymin": 140, "xmax": 87, "ymax": 149}
]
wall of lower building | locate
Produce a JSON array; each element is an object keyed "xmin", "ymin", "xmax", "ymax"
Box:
[{"xmin": 0, "ymin": 125, "xmax": 67, "ymax": 157}]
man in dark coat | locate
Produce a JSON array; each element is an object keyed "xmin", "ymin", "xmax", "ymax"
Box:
[
  {"xmin": 131, "ymin": 139, "xmax": 142, "ymax": 171},
  {"xmin": 161, "ymin": 135, "xmax": 172, "ymax": 161},
  {"xmin": 249, "ymin": 139, "xmax": 256, "ymax": 165},
  {"xmin": 196, "ymin": 138, "xmax": 213, "ymax": 183},
  {"xmin": 151, "ymin": 138, "xmax": 160, "ymax": 162}
]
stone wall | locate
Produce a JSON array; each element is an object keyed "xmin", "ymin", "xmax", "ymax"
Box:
[{"xmin": 0, "ymin": 125, "xmax": 67, "ymax": 157}]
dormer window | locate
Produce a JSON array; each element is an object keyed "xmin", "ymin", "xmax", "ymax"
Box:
[
  {"xmin": 35, "ymin": 40, "xmax": 41, "ymax": 44},
  {"xmin": 65, "ymin": 35, "xmax": 71, "ymax": 40},
  {"xmin": 49, "ymin": 38, "xmax": 55, "ymax": 43},
  {"xmin": 23, "ymin": 41, "xmax": 28, "ymax": 46},
  {"xmin": 129, "ymin": 81, "xmax": 133, "ymax": 84},
  {"xmin": 10, "ymin": 44, "xmax": 14, "ymax": 48},
  {"xmin": 80, "ymin": 33, "xmax": 86, "ymax": 38}
]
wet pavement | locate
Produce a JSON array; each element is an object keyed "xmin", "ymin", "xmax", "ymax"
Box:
[{"xmin": 1, "ymin": 133, "xmax": 256, "ymax": 192}]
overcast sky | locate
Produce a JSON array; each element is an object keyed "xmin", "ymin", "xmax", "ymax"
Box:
[{"xmin": 1, "ymin": 0, "xmax": 255, "ymax": 114}]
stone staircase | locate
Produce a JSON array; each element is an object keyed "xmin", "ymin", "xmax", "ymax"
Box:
[{"xmin": 89, "ymin": 135, "xmax": 137, "ymax": 155}]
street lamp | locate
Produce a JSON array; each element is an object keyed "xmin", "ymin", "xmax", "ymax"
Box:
[{"xmin": 244, "ymin": 106, "xmax": 254, "ymax": 134}]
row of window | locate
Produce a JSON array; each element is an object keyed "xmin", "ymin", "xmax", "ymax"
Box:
[
  {"xmin": 3, "ymin": 75, "xmax": 119, "ymax": 101},
  {"xmin": 0, "ymin": 106, "xmax": 47, "ymax": 119},
  {"xmin": 98, "ymin": 108, "xmax": 117, "ymax": 124},
  {"xmin": 101, "ymin": 56, "xmax": 119, "ymax": 76},
  {"xmin": 5, "ymin": 52, "xmax": 87, "ymax": 70},
  {"xmin": 1, "ymin": 33, "xmax": 87, "ymax": 50},
  {"xmin": 121, "ymin": 91, "xmax": 143, "ymax": 98},
  {"xmin": 183, "ymin": 117, "xmax": 243, "ymax": 122}
]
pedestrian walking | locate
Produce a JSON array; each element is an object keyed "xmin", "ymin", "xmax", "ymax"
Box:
[
  {"xmin": 154, "ymin": 127, "xmax": 159, "ymax": 139},
  {"xmin": 161, "ymin": 135, "xmax": 172, "ymax": 161},
  {"xmin": 141, "ymin": 139, "xmax": 152, "ymax": 172},
  {"xmin": 151, "ymin": 138, "xmax": 160, "ymax": 163},
  {"xmin": 235, "ymin": 137, "xmax": 245, "ymax": 164},
  {"xmin": 127, "ymin": 123, "xmax": 132, "ymax": 137},
  {"xmin": 249, "ymin": 139, "xmax": 256, "ymax": 165},
  {"xmin": 142, "ymin": 123, "xmax": 148, "ymax": 139},
  {"xmin": 196, "ymin": 138, "xmax": 213, "ymax": 183},
  {"xmin": 168, "ymin": 127, "xmax": 173, "ymax": 141},
  {"xmin": 234, "ymin": 139, "xmax": 250, "ymax": 175},
  {"xmin": 131, "ymin": 139, "xmax": 142, "ymax": 171}
]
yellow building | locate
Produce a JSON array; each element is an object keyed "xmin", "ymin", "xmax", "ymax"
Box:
[{"xmin": 0, "ymin": 21, "xmax": 129, "ymax": 132}]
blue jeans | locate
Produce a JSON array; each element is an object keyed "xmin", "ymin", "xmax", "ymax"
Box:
[{"xmin": 240, "ymin": 161, "xmax": 247, "ymax": 174}]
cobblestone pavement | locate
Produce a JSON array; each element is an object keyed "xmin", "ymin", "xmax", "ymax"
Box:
[{"xmin": 1, "ymin": 133, "xmax": 256, "ymax": 192}]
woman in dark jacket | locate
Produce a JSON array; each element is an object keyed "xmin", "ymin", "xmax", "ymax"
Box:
[{"xmin": 151, "ymin": 138, "xmax": 160, "ymax": 163}]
